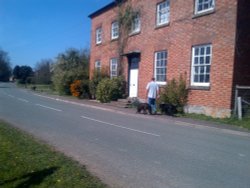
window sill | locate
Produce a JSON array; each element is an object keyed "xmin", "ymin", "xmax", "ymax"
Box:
[
  {"xmin": 155, "ymin": 23, "xmax": 170, "ymax": 30},
  {"xmin": 189, "ymin": 86, "xmax": 210, "ymax": 90},
  {"xmin": 111, "ymin": 38, "xmax": 118, "ymax": 42},
  {"xmin": 95, "ymin": 42, "xmax": 102, "ymax": 46},
  {"xmin": 157, "ymin": 81, "xmax": 167, "ymax": 86},
  {"xmin": 192, "ymin": 9, "xmax": 215, "ymax": 19},
  {"xmin": 129, "ymin": 31, "xmax": 141, "ymax": 37}
]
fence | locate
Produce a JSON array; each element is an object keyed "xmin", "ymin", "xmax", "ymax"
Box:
[{"xmin": 234, "ymin": 85, "xmax": 250, "ymax": 120}]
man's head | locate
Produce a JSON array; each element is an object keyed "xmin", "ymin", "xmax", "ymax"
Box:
[{"xmin": 151, "ymin": 77, "xmax": 155, "ymax": 81}]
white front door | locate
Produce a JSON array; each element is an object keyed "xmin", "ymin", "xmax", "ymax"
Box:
[{"xmin": 129, "ymin": 69, "xmax": 138, "ymax": 98}]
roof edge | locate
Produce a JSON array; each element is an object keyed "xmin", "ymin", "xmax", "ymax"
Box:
[{"xmin": 88, "ymin": 1, "xmax": 117, "ymax": 19}]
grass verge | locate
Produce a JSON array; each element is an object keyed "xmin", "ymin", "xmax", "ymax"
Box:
[
  {"xmin": 180, "ymin": 113, "xmax": 250, "ymax": 130},
  {"xmin": 0, "ymin": 120, "xmax": 107, "ymax": 188}
]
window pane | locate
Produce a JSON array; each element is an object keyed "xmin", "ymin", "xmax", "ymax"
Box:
[
  {"xmin": 195, "ymin": 48, "xmax": 199, "ymax": 55},
  {"xmin": 200, "ymin": 75, "xmax": 205, "ymax": 82},
  {"xmin": 206, "ymin": 65, "xmax": 210, "ymax": 73},
  {"xmin": 200, "ymin": 57, "xmax": 204, "ymax": 64},
  {"xmin": 205, "ymin": 56, "xmax": 210, "ymax": 64},
  {"xmin": 200, "ymin": 66, "xmax": 205, "ymax": 73},
  {"xmin": 205, "ymin": 74, "xmax": 210, "ymax": 82},
  {"xmin": 194, "ymin": 75, "xmax": 199, "ymax": 82},
  {"xmin": 206, "ymin": 46, "xmax": 211, "ymax": 54},
  {"xmin": 200, "ymin": 47, "xmax": 205, "ymax": 55},
  {"xmin": 194, "ymin": 57, "xmax": 199, "ymax": 64},
  {"xmin": 195, "ymin": 66, "xmax": 199, "ymax": 74}
]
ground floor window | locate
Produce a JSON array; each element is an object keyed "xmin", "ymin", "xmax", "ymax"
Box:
[
  {"xmin": 154, "ymin": 51, "xmax": 167, "ymax": 84},
  {"xmin": 110, "ymin": 58, "xmax": 118, "ymax": 78},
  {"xmin": 191, "ymin": 44, "xmax": 212, "ymax": 87},
  {"xmin": 95, "ymin": 60, "xmax": 101, "ymax": 72}
]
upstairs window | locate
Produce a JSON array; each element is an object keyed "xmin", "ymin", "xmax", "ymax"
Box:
[
  {"xmin": 154, "ymin": 51, "xmax": 167, "ymax": 84},
  {"xmin": 131, "ymin": 14, "xmax": 141, "ymax": 34},
  {"xmin": 110, "ymin": 58, "xmax": 118, "ymax": 78},
  {"xmin": 191, "ymin": 44, "xmax": 212, "ymax": 87},
  {"xmin": 96, "ymin": 27, "xmax": 102, "ymax": 44},
  {"xmin": 111, "ymin": 21, "xmax": 119, "ymax": 40},
  {"xmin": 195, "ymin": 0, "xmax": 215, "ymax": 15},
  {"xmin": 156, "ymin": 0, "xmax": 170, "ymax": 26},
  {"xmin": 95, "ymin": 60, "xmax": 101, "ymax": 72}
]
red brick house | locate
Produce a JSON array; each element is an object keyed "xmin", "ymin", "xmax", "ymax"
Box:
[{"xmin": 89, "ymin": 0, "xmax": 250, "ymax": 118}]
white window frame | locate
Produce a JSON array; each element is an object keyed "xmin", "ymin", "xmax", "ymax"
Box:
[
  {"xmin": 111, "ymin": 21, "xmax": 119, "ymax": 40},
  {"xmin": 191, "ymin": 44, "xmax": 212, "ymax": 87},
  {"xmin": 96, "ymin": 27, "xmax": 102, "ymax": 44},
  {"xmin": 154, "ymin": 51, "xmax": 167, "ymax": 85},
  {"xmin": 95, "ymin": 60, "xmax": 101, "ymax": 72},
  {"xmin": 195, "ymin": 0, "xmax": 215, "ymax": 15},
  {"xmin": 110, "ymin": 58, "xmax": 118, "ymax": 78},
  {"xmin": 156, "ymin": 0, "xmax": 170, "ymax": 26},
  {"xmin": 130, "ymin": 14, "xmax": 141, "ymax": 34}
]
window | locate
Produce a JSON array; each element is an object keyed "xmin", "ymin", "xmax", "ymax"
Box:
[
  {"xmin": 131, "ymin": 14, "xmax": 140, "ymax": 34},
  {"xmin": 96, "ymin": 27, "xmax": 102, "ymax": 44},
  {"xmin": 156, "ymin": 0, "xmax": 170, "ymax": 26},
  {"xmin": 110, "ymin": 58, "xmax": 118, "ymax": 78},
  {"xmin": 195, "ymin": 0, "xmax": 215, "ymax": 14},
  {"xmin": 191, "ymin": 44, "xmax": 212, "ymax": 87},
  {"xmin": 111, "ymin": 21, "xmax": 119, "ymax": 40},
  {"xmin": 154, "ymin": 51, "xmax": 167, "ymax": 83},
  {"xmin": 95, "ymin": 60, "xmax": 101, "ymax": 72}
]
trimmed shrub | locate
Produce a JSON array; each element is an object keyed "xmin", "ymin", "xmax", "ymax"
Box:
[
  {"xmin": 110, "ymin": 76, "xmax": 126, "ymax": 100},
  {"xmin": 96, "ymin": 77, "xmax": 125, "ymax": 103},
  {"xmin": 159, "ymin": 75, "xmax": 189, "ymax": 113},
  {"xmin": 89, "ymin": 68, "xmax": 109, "ymax": 99}
]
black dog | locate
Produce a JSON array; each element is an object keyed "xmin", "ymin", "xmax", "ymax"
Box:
[
  {"xmin": 137, "ymin": 103, "xmax": 152, "ymax": 115},
  {"xmin": 159, "ymin": 103, "xmax": 177, "ymax": 116}
]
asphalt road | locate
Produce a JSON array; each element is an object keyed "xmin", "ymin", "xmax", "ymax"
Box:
[{"xmin": 1, "ymin": 82, "xmax": 250, "ymax": 188}]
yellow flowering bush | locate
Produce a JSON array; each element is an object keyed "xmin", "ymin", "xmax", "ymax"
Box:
[{"xmin": 70, "ymin": 80, "xmax": 83, "ymax": 98}]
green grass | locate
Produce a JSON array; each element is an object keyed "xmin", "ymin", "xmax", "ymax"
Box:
[
  {"xmin": 17, "ymin": 83, "xmax": 58, "ymax": 95},
  {"xmin": 0, "ymin": 120, "xmax": 107, "ymax": 188},
  {"xmin": 180, "ymin": 113, "xmax": 250, "ymax": 130}
]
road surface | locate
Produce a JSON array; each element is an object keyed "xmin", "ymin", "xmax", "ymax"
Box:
[{"xmin": 1, "ymin": 82, "xmax": 250, "ymax": 188}]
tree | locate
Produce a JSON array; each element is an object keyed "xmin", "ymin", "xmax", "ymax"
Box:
[
  {"xmin": 13, "ymin": 65, "xmax": 21, "ymax": 80},
  {"xmin": 34, "ymin": 59, "xmax": 53, "ymax": 84},
  {"xmin": 13, "ymin": 65, "xmax": 33, "ymax": 84},
  {"xmin": 0, "ymin": 49, "xmax": 12, "ymax": 82},
  {"xmin": 52, "ymin": 48, "xmax": 89, "ymax": 95}
]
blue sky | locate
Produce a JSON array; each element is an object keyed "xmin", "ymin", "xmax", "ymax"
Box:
[{"xmin": 0, "ymin": 0, "xmax": 113, "ymax": 68}]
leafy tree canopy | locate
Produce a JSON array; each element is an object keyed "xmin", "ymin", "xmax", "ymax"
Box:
[
  {"xmin": 0, "ymin": 49, "xmax": 12, "ymax": 82},
  {"xmin": 13, "ymin": 65, "xmax": 33, "ymax": 84},
  {"xmin": 52, "ymin": 48, "xmax": 89, "ymax": 95},
  {"xmin": 34, "ymin": 59, "xmax": 53, "ymax": 84}
]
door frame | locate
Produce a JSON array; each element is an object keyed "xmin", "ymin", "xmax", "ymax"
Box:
[{"xmin": 127, "ymin": 54, "xmax": 140, "ymax": 98}]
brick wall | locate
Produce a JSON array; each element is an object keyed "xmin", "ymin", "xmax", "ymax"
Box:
[{"xmin": 89, "ymin": 0, "xmax": 239, "ymax": 117}]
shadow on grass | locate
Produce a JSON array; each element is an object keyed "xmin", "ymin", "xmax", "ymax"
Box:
[{"xmin": 0, "ymin": 166, "xmax": 59, "ymax": 188}]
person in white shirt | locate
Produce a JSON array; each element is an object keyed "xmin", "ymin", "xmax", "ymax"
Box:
[{"xmin": 146, "ymin": 77, "xmax": 159, "ymax": 114}]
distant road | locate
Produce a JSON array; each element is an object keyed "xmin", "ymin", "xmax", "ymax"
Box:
[{"xmin": 1, "ymin": 82, "xmax": 250, "ymax": 188}]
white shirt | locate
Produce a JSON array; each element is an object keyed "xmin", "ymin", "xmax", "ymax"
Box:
[{"xmin": 146, "ymin": 81, "xmax": 159, "ymax": 98}]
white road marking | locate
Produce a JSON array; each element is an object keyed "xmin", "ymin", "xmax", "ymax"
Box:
[
  {"xmin": 35, "ymin": 104, "xmax": 62, "ymax": 112},
  {"xmin": 81, "ymin": 115, "xmax": 160, "ymax": 137},
  {"xmin": 17, "ymin": 98, "xmax": 29, "ymax": 103},
  {"xmin": 7, "ymin": 94, "xmax": 15, "ymax": 98},
  {"xmin": 238, "ymin": 153, "xmax": 246, "ymax": 157}
]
